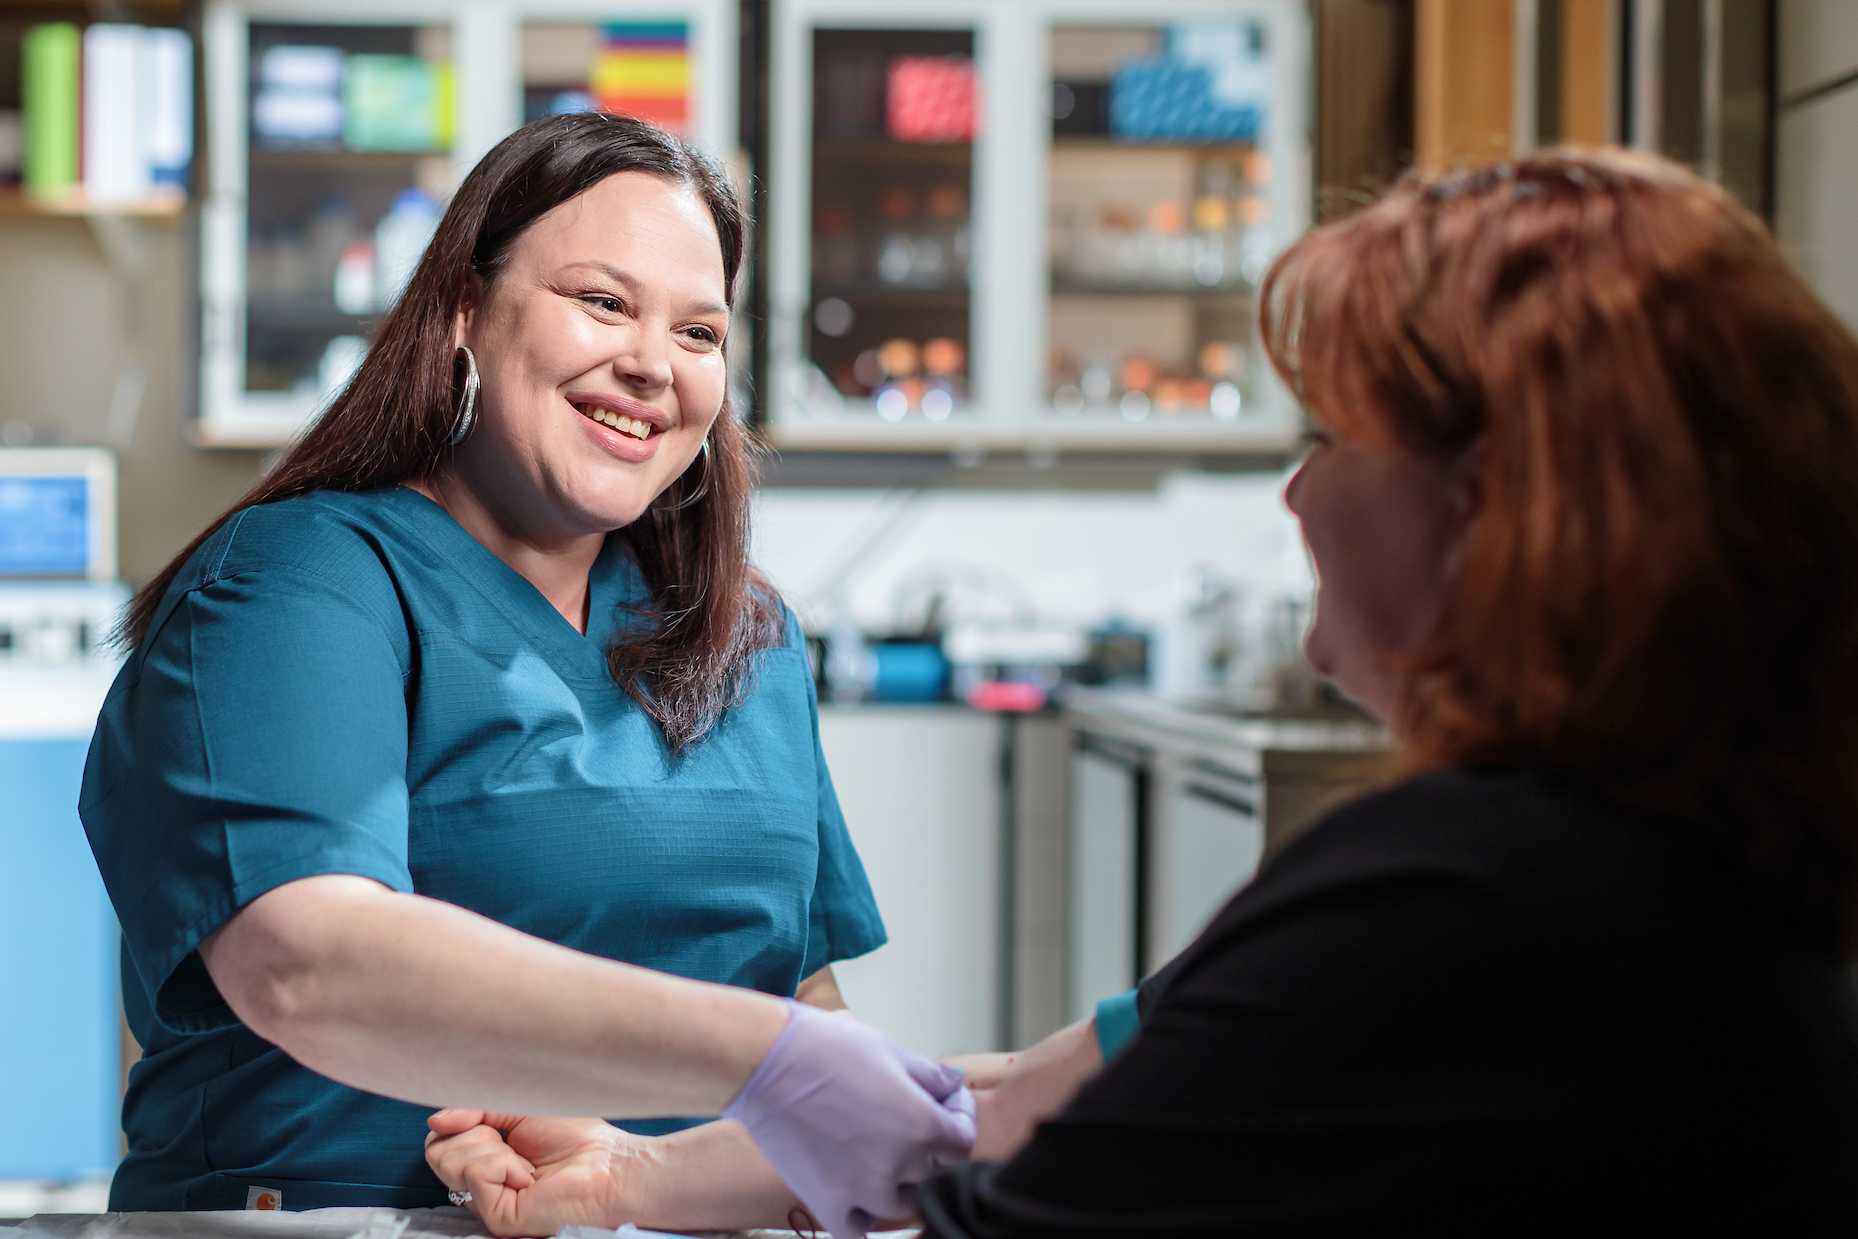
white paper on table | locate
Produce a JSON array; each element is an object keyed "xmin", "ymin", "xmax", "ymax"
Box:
[{"xmin": 11, "ymin": 1210, "xmax": 483, "ymax": 1239}]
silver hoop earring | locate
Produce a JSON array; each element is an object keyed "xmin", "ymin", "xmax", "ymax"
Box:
[
  {"xmin": 449, "ymin": 347, "xmax": 480, "ymax": 447},
  {"xmin": 668, "ymin": 437, "xmax": 711, "ymax": 511}
]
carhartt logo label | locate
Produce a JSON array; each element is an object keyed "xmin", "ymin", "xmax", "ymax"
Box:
[{"xmin": 245, "ymin": 1186, "xmax": 283, "ymax": 1210}]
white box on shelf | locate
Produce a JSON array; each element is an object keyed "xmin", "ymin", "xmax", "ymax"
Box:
[{"xmin": 83, "ymin": 25, "xmax": 152, "ymax": 203}]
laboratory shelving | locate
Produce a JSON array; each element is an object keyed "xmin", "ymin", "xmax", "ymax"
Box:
[
  {"xmin": 195, "ymin": 0, "xmax": 739, "ymax": 448},
  {"xmin": 763, "ymin": 0, "xmax": 1311, "ymax": 455}
]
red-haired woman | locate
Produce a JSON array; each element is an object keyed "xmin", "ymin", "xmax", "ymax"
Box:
[
  {"xmin": 919, "ymin": 151, "xmax": 1858, "ymax": 1233},
  {"xmin": 81, "ymin": 114, "xmax": 970, "ymax": 1237}
]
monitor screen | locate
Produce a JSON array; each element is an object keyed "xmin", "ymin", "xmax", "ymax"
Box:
[{"xmin": 0, "ymin": 475, "xmax": 90, "ymax": 577}]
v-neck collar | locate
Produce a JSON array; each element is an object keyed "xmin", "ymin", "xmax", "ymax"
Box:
[{"xmin": 373, "ymin": 485, "xmax": 644, "ymax": 686}]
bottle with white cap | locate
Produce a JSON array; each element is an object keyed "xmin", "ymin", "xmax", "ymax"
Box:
[{"xmin": 374, "ymin": 188, "xmax": 442, "ymax": 309}]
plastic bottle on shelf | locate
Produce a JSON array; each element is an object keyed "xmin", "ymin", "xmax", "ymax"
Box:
[
  {"xmin": 1079, "ymin": 355, "xmax": 1115, "ymax": 407},
  {"xmin": 374, "ymin": 188, "xmax": 442, "ymax": 309},
  {"xmin": 333, "ymin": 241, "xmax": 375, "ymax": 315},
  {"xmin": 921, "ymin": 336, "xmax": 965, "ymax": 418},
  {"xmin": 877, "ymin": 232, "xmax": 915, "ymax": 286},
  {"xmin": 872, "ymin": 184, "xmax": 917, "ymax": 287},
  {"xmin": 921, "ymin": 184, "xmax": 968, "ymax": 288}
]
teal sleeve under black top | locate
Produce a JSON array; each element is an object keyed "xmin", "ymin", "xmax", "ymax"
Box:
[
  {"xmin": 81, "ymin": 487, "xmax": 886, "ymax": 1212},
  {"xmin": 919, "ymin": 769, "xmax": 1858, "ymax": 1235},
  {"xmin": 1093, "ymin": 989, "xmax": 1142, "ymax": 1060}
]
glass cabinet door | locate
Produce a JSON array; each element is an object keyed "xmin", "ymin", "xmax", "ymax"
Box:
[
  {"xmin": 197, "ymin": 0, "xmax": 736, "ymax": 448},
  {"xmin": 764, "ymin": 1, "xmax": 985, "ymax": 444},
  {"xmin": 242, "ymin": 21, "xmax": 452, "ymax": 409},
  {"xmin": 768, "ymin": 0, "xmax": 1307, "ymax": 453},
  {"xmin": 1042, "ymin": 14, "xmax": 1292, "ymax": 438},
  {"xmin": 806, "ymin": 27, "xmax": 975, "ymax": 424}
]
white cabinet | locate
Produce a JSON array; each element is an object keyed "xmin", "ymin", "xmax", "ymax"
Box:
[
  {"xmin": 765, "ymin": 0, "xmax": 1310, "ymax": 454},
  {"xmin": 1149, "ymin": 767, "xmax": 1264, "ymax": 969},
  {"xmin": 817, "ymin": 706, "xmax": 1004, "ymax": 1057},
  {"xmin": 1056, "ymin": 693, "xmax": 1385, "ymax": 1022},
  {"xmin": 195, "ymin": 0, "xmax": 738, "ymax": 447},
  {"xmin": 1064, "ymin": 739, "xmax": 1265, "ymax": 1017},
  {"xmin": 1066, "ymin": 742, "xmax": 1140, "ymax": 1023}
]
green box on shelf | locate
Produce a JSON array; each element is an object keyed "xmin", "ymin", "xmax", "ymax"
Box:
[
  {"xmin": 23, "ymin": 23, "xmax": 81, "ymax": 193},
  {"xmin": 342, "ymin": 55, "xmax": 453, "ymax": 152}
]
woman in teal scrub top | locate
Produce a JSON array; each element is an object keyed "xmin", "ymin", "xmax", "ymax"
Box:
[{"xmin": 81, "ymin": 114, "xmax": 971, "ymax": 1234}]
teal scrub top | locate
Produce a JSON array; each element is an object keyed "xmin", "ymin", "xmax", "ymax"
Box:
[{"xmin": 80, "ymin": 486, "xmax": 885, "ymax": 1212}]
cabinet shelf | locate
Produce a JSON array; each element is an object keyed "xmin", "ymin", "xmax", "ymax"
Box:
[
  {"xmin": 1050, "ymin": 280, "xmax": 1253, "ymax": 298},
  {"xmin": 0, "ymin": 189, "xmax": 185, "ymax": 219},
  {"xmin": 812, "ymin": 285, "xmax": 969, "ymax": 303},
  {"xmin": 764, "ymin": 411, "xmax": 1300, "ymax": 454},
  {"xmin": 1050, "ymin": 137, "xmax": 1257, "ymax": 155},
  {"xmin": 812, "ymin": 141, "xmax": 972, "ymax": 164},
  {"xmin": 245, "ymin": 297, "xmax": 378, "ymax": 331},
  {"xmin": 248, "ymin": 147, "xmax": 435, "ymax": 169}
]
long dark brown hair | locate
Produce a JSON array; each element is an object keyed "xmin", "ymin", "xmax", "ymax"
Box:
[
  {"xmin": 1261, "ymin": 149, "xmax": 1858, "ymax": 949},
  {"xmin": 125, "ymin": 113, "xmax": 783, "ymax": 750}
]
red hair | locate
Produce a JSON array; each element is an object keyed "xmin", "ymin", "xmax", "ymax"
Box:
[{"xmin": 1262, "ymin": 150, "xmax": 1858, "ymax": 948}]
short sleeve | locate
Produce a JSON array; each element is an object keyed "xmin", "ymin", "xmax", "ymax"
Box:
[
  {"xmin": 791, "ymin": 613, "xmax": 886, "ymax": 977},
  {"xmin": 81, "ymin": 557, "xmax": 415, "ymax": 1034},
  {"xmin": 1094, "ymin": 989, "xmax": 1142, "ymax": 1060}
]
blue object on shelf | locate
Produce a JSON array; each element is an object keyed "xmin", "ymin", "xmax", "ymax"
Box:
[
  {"xmin": 0, "ymin": 738, "xmax": 120, "ymax": 1181},
  {"xmin": 871, "ymin": 642, "xmax": 948, "ymax": 703},
  {"xmin": 1109, "ymin": 59, "xmax": 1262, "ymax": 142},
  {"xmin": 550, "ymin": 90, "xmax": 597, "ymax": 115}
]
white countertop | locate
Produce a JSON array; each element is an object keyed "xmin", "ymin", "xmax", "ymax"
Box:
[
  {"xmin": 3, "ymin": 1210, "xmax": 917, "ymax": 1239},
  {"xmin": 1061, "ymin": 687, "xmax": 1389, "ymax": 777}
]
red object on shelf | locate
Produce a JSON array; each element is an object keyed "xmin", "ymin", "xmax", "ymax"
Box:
[
  {"xmin": 598, "ymin": 93, "xmax": 689, "ymax": 132},
  {"xmin": 966, "ymin": 681, "xmax": 1048, "ymax": 713},
  {"xmin": 887, "ymin": 56, "xmax": 977, "ymax": 143}
]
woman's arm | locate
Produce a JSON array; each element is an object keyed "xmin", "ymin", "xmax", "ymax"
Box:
[
  {"xmin": 796, "ymin": 964, "xmax": 850, "ymax": 1012},
  {"xmin": 419, "ymin": 967, "xmax": 867, "ymax": 1236},
  {"xmin": 201, "ymin": 874, "xmax": 785, "ymax": 1117},
  {"xmin": 206, "ymin": 877, "xmax": 971, "ymax": 1237}
]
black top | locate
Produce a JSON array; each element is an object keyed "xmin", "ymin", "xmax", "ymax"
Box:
[{"xmin": 920, "ymin": 769, "xmax": 1858, "ymax": 1236}]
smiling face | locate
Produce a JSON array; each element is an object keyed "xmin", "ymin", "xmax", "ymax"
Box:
[
  {"xmin": 447, "ymin": 170, "xmax": 731, "ymax": 547},
  {"xmin": 1283, "ymin": 424, "xmax": 1473, "ymax": 727}
]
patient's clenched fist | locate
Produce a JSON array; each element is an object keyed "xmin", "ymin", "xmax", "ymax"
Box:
[{"xmin": 425, "ymin": 1110, "xmax": 659, "ymax": 1238}]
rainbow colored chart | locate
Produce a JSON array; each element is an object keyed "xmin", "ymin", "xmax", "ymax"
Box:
[{"xmin": 591, "ymin": 22, "xmax": 690, "ymax": 135}]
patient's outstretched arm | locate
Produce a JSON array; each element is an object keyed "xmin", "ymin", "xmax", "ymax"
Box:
[
  {"xmin": 425, "ymin": 1109, "xmax": 802, "ymax": 1237},
  {"xmin": 423, "ymin": 966, "xmax": 855, "ymax": 1237}
]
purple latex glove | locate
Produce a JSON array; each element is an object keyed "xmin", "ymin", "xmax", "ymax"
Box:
[{"xmin": 722, "ymin": 999, "xmax": 976, "ymax": 1239}]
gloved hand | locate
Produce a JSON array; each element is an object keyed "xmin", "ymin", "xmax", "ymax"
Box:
[{"xmin": 722, "ymin": 999, "xmax": 976, "ymax": 1239}]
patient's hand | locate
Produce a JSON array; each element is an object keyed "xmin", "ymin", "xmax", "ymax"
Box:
[
  {"xmin": 425, "ymin": 1111, "xmax": 651, "ymax": 1237},
  {"xmin": 425, "ymin": 1110, "xmax": 802, "ymax": 1238},
  {"xmin": 954, "ymin": 1017, "xmax": 1105, "ymax": 1163}
]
